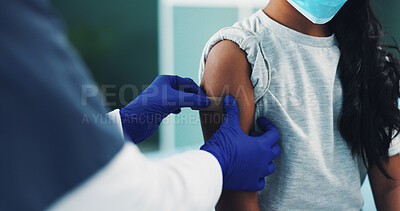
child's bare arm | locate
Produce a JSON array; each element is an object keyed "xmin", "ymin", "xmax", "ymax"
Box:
[
  {"xmin": 369, "ymin": 154, "xmax": 400, "ymax": 210},
  {"xmin": 200, "ymin": 40, "xmax": 259, "ymax": 211}
]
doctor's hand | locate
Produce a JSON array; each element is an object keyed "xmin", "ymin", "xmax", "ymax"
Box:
[
  {"xmin": 200, "ymin": 95, "xmax": 281, "ymax": 192},
  {"xmin": 120, "ymin": 75, "xmax": 211, "ymax": 144}
]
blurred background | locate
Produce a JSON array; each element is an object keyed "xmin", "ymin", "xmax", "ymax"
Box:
[{"xmin": 51, "ymin": 0, "xmax": 399, "ymax": 210}]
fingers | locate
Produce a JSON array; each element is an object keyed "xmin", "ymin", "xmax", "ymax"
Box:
[
  {"xmin": 257, "ymin": 117, "xmax": 280, "ymax": 144},
  {"xmin": 173, "ymin": 75, "xmax": 206, "ymax": 96},
  {"xmin": 222, "ymin": 95, "xmax": 239, "ymax": 124},
  {"xmin": 267, "ymin": 161, "xmax": 276, "ymax": 175},
  {"xmin": 271, "ymin": 143, "xmax": 281, "ymax": 157},
  {"xmin": 249, "ymin": 131, "xmax": 262, "ymax": 137},
  {"xmin": 257, "ymin": 117, "xmax": 276, "ymax": 133},
  {"xmin": 167, "ymin": 75, "xmax": 211, "ymax": 109},
  {"xmin": 257, "ymin": 178, "xmax": 266, "ymax": 191},
  {"xmin": 261, "ymin": 161, "xmax": 276, "ymax": 178},
  {"xmin": 257, "ymin": 162, "xmax": 275, "ymax": 191}
]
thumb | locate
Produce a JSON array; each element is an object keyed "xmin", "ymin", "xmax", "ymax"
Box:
[
  {"xmin": 257, "ymin": 117, "xmax": 280, "ymax": 143},
  {"xmin": 223, "ymin": 95, "xmax": 239, "ymax": 123},
  {"xmin": 257, "ymin": 117, "xmax": 276, "ymax": 133},
  {"xmin": 249, "ymin": 131, "xmax": 263, "ymax": 137}
]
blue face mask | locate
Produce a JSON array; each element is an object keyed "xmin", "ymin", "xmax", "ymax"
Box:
[{"xmin": 287, "ymin": 0, "xmax": 348, "ymax": 24}]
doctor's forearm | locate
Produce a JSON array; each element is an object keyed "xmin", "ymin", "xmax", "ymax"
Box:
[
  {"xmin": 153, "ymin": 150, "xmax": 223, "ymax": 210},
  {"xmin": 106, "ymin": 110, "xmax": 224, "ymax": 210},
  {"xmin": 49, "ymin": 143, "xmax": 222, "ymax": 211}
]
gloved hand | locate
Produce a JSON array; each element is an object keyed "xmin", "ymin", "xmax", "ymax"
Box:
[
  {"xmin": 200, "ymin": 95, "xmax": 281, "ymax": 191},
  {"xmin": 120, "ymin": 75, "xmax": 211, "ymax": 144}
]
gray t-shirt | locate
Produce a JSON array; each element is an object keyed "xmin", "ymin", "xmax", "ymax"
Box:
[{"xmin": 199, "ymin": 10, "xmax": 400, "ymax": 210}]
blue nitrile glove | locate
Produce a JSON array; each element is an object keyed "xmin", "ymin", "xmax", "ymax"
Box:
[
  {"xmin": 120, "ymin": 75, "xmax": 211, "ymax": 144},
  {"xmin": 200, "ymin": 95, "xmax": 281, "ymax": 191}
]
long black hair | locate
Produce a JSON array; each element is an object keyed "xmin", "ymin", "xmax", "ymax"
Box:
[{"xmin": 329, "ymin": 0, "xmax": 400, "ymax": 178}]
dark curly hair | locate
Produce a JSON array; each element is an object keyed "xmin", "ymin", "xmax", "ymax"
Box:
[{"xmin": 329, "ymin": 0, "xmax": 400, "ymax": 178}]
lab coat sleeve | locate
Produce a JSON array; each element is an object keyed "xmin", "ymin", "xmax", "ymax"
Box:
[{"xmin": 48, "ymin": 130, "xmax": 222, "ymax": 211}]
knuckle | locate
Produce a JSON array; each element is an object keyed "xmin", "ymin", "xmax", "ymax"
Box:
[
  {"xmin": 257, "ymin": 180, "xmax": 266, "ymax": 191},
  {"xmin": 269, "ymin": 162, "xmax": 276, "ymax": 173},
  {"xmin": 270, "ymin": 128, "xmax": 280, "ymax": 140},
  {"xmin": 275, "ymin": 131, "xmax": 281, "ymax": 140},
  {"xmin": 275, "ymin": 145, "xmax": 282, "ymax": 155},
  {"xmin": 273, "ymin": 148, "xmax": 281, "ymax": 158}
]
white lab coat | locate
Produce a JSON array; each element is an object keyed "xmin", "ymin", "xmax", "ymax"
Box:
[{"xmin": 48, "ymin": 110, "xmax": 222, "ymax": 211}]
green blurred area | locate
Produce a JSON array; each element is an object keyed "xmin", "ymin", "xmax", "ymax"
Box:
[
  {"xmin": 51, "ymin": 0, "xmax": 159, "ymax": 152},
  {"xmin": 172, "ymin": 7, "xmax": 238, "ymax": 149},
  {"xmin": 374, "ymin": 0, "xmax": 400, "ymax": 46}
]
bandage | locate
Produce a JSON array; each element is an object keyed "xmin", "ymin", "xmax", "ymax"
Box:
[{"xmin": 192, "ymin": 97, "xmax": 240, "ymax": 112}]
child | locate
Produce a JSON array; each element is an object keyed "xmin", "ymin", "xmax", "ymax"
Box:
[{"xmin": 199, "ymin": 0, "xmax": 400, "ymax": 210}]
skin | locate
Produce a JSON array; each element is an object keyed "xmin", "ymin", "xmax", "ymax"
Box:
[
  {"xmin": 369, "ymin": 155, "xmax": 400, "ymax": 210},
  {"xmin": 200, "ymin": 40, "xmax": 257, "ymax": 210},
  {"xmin": 201, "ymin": 0, "xmax": 400, "ymax": 210},
  {"xmin": 263, "ymin": 0, "xmax": 332, "ymax": 37}
]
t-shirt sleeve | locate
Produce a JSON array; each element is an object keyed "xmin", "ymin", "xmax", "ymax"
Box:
[
  {"xmin": 388, "ymin": 103, "xmax": 400, "ymax": 157},
  {"xmin": 389, "ymin": 132, "xmax": 400, "ymax": 157},
  {"xmin": 198, "ymin": 27, "xmax": 271, "ymax": 103}
]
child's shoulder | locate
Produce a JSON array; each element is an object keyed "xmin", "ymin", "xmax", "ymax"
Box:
[
  {"xmin": 199, "ymin": 11, "xmax": 272, "ymax": 103},
  {"xmin": 232, "ymin": 10, "xmax": 267, "ymax": 35},
  {"xmin": 207, "ymin": 10, "xmax": 268, "ymax": 51}
]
